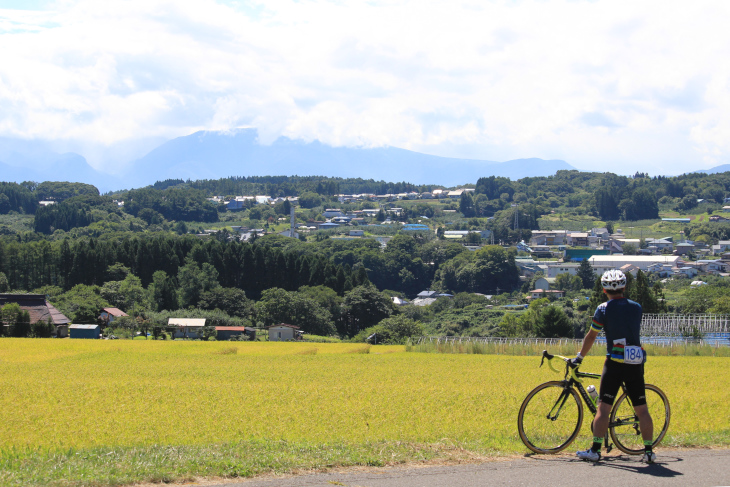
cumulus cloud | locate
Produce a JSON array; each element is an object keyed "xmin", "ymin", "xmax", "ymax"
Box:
[{"xmin": 0, "ymin": 0, "xmax": 729, "ymax": 174}]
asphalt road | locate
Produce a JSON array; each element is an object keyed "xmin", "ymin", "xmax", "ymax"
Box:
[{"xmin": 203, "ymin": 449, "xmax": 730, "ymax": 487}]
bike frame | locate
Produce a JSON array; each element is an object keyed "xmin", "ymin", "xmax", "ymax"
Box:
[{"xmin": 542, "ymin": 351, "xmax": 635, "ymax": 453}]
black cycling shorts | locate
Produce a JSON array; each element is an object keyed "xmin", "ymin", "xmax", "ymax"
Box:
[{"xmin": 598, "ymin": 358, "xmax": 647, "ymax": 407}]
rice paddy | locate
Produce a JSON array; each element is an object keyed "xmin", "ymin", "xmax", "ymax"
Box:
[{"xmin": 1, "ymin": 339, "xmax": 728, "ymax": 486}]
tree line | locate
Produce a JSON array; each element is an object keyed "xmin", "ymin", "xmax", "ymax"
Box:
[{"xmin": 0, "ymin": 234, "xmax": 367, "ymax": 298}]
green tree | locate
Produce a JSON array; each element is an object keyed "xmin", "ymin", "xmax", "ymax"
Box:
[
  {"xmin": 174, "ymin": 221, "xmax": 188, "ymax": 235},
  {"xmin": 298, "ymin": 285, "xmax": 345, "ymax": 333},
  {"xmin": 1, "ymin": 304, "xmax": 32, "ymax": 337},
  {"xmin": 1, "ymin": 303, "xmax": 22, "ymax": 337},
  {"xmin": 622, "ymin": 243, "xmax": 638, "ymax": 255},
  {"xmin": 536, "ymin": 306, "xmax": 574, "ymax": 338},
  {"xmin": 198, "ymin": 287, "xmax": 253, "ymax": 318},
  {"xmin": 586, "ymin": 277, "xmax": 607, "ymax": 328},
  {"xmin": 342, "ymin": 284, "xmax": 393, "ymax": 337},
  {"xmin": 255, "ymin": 287, "xmax": 335, "ymax": 336},
  {"xmin": 150, "ymin": 271, "xmax": 178, "ymax": 312},
  {"xmin": 299, "ymin": 192, "xmax": 322, "ymax": 209},
  {"xmin": 100, "ymin": 274, "xmax": 147, "ymax": 312},
  {"xmin": 576, "ymin": 259, "xmax": 596, "ymax": 289},
  {"xmin": 53, "ymin": 284, "xmax": 110, "ymax": 324},
  {"xmin": 632, "ymin": 269, "xmax": 661, "ymax": 313},
  {"xmin": 358, "ymin": 315, "xmax": 425, "ymax": 344},
  {"xmin": 0, "ymin": 193, "xmax": 10, "ymax": 214},
  {"xmin": 31, "ymin": 318, "xmax": 56, "ymax": 338},
  {"xmin": 0, "ymin": 272, "xmax": 8, "ymax": 293},
  {"xmin": 106, "ymin": 263, "xmax": 131, "ymax": 282},
  {"xmin": 459, "ymin": 191, "xmax": 475, "ymax": 217},
  {"xmin": 177, "ymin": 261, "xmax": 220, "ymax": 308},
  {"xmin": 554, "ymin": 272, "xmax": 582, "ymax": 291}
]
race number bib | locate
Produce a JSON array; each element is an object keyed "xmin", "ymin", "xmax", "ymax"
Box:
[{"xmin": 624, "ymin": 345, "xmax": 645, "ymax": 364}]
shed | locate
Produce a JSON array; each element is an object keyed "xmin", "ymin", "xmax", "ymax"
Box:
[
  {"xmin": 215, "ymin": 326, "xmax": 256, "ymax": 341},
  {"xmin": 268, "ymin": 323, "xmax": 301, "ymax": 341},
  {"xmin": 169, "ymin": 318, "xmax": 206, "ymax": 338},
  {"xmin": 69, "ymin": 324, "xmax": 101, "ymax": 339}
]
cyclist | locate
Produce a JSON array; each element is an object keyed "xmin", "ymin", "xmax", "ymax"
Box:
[{"xmin": 572, "ymin": 269, "xmax": 655, "ymax": 463}]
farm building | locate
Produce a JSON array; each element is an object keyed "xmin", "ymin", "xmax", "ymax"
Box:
[
  {"xmin": 268, "ymin": 323, "xmax": 301, "ymax": 341},
  {"xmin": 169, "ymin": 318, "xmax": 206, "ymax": 339},
  {"xmin": 69, "ymin": 324, "xmax": 101, "ymax": 339},
  {"xmin": 0, "ymin": 293, "xmax": 71, "ymax": 337},
  {"xmin": 215, "ymin": 326, "xmax": 256, "ymax": 341}
]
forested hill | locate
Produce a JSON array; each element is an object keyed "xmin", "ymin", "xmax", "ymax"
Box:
[{"xmin": 3, "ymin": 171, "xmax": 730, "ymax": 233}]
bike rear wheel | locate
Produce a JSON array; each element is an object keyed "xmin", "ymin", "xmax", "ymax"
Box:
[
  {"xmin": 609, "ymin": 384, "xmax": 671, "ymax": 455},
  {"xmin": 518, "ymin": 381, "xmax": 584, "ymax": 454}
]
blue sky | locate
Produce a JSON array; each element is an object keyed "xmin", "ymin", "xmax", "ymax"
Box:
[
  {"xmin": 0, "ymin": 1, "xmax": 51, "ymax": 9},
  {"xmin": 1, "ymin": 0, "xmax": 729, "ymax": 176}
]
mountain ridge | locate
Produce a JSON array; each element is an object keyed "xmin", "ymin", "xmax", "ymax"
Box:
[
  {"xmin": 1, "ymin": 129, "xmax": 578, "ymax": 191},
  {"xmin": 122, "ymin": 128, "xmax": 577, "ymax": 188}
]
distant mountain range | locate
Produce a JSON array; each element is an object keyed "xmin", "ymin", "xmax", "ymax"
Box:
[
  {"xmin": 0, "ymin": 138, "xmax": 106, "ymax": 189},
  {"xmin": 1, "ymin": 129, "xmax": 578, "ymax": 192},
  {"xmin": 694, "ymin": 164, "xmax": 730, "ymax": 175}
]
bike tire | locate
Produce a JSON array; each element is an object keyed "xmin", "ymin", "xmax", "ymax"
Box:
[
  {"xmin": 518, "ymin": 381, "xmax": 584, "ymax": 454},
  {"xmin": 609, "ymin": 384, "xmax": 671, "ymax": 455}
]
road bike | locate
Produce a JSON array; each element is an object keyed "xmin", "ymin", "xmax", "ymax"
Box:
[{"xmin": 517, "ymin": 350, "xmax": 671, "ymax": 455}]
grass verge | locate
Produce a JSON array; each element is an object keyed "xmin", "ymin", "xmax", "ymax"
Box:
[{"xmin": 2, "ymin": 434, "xmax": 728, "ymax": 487}]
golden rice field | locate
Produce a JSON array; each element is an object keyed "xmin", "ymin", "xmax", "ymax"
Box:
[{"xmin": 1, "ymin": 339, "xmax": 729, "ymax": 486}]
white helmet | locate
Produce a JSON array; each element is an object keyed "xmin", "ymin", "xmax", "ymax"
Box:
[{"xmin": 601, "ymin": 270, "xmax": 626, "ymax": 291}]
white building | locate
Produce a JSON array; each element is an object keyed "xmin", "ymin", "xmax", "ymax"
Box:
[
  {"xmin": 543, "ymin": 263, "xmax": 580, "ymax": 278},
  {"xmin": 588, "ymin": 255, "xmax": 682, "ymax": 274},
  {"xmin": 268, "ymin": 324, "xmax": 301, "ymax": 341},
  {"xmin": 169, "ymin": 318, "xmax": 206, "ymax": 339}
]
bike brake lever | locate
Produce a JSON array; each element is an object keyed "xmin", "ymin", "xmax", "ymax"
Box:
[{"xmin": 540, "ymin": 356, "xmax": 545, "ymax": 368}]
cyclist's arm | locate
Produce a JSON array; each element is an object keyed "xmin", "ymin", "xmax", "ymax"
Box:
[{"xmin": 579, "ymin": 328, "xmax": 599, "ymax": 357}]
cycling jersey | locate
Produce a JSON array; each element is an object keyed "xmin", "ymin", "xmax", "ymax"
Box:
[{"xmin": 591, "ymin": 297, "xmax": 645, "ymax": 363}]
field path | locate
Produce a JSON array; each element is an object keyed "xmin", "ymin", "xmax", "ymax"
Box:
[{"xmin": 203, "ymin": 448, "xmax": 730, "ymax": 487}]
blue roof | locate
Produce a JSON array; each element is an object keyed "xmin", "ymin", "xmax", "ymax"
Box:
[{"xmin": 402, "ymin": 224, "xmax": 430, "ymax": 231}]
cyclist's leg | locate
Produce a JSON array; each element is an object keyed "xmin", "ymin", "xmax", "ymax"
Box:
[
  {"xmin": 592, "ymin": 401, "xmax": 612, "ymax": 437},
  {"xmin": 578, "ymin": 359, "xmax": 620, "ymax": 459},
  {"xmin": 633, "ymin": 403, "xmax": 654, "ymax": 443},
  {"xmin": 624, "ymin": 364, "xmax": 654, "ymax": 445}
]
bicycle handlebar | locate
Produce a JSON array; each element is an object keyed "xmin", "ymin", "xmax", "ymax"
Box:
[{"xmin": 540, "ymin": 349, "xmax": 583, "ymax": 383}]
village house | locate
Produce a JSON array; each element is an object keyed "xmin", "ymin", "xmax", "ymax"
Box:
[
  {"xmin": 529, "ymin": 289, "xmax": 566, "ymax": 300},
  {"xmin": 567, "ymin": 232, "xmax": 589, "ymax": 247},
  {"xmin": 674, "ymin": 242, "xmax": 695, "ymax": 256},
  {"xmin": 711, "ymin": 240, "xmax": 730, "ymax": 255},
  {"xmin": 644, "ymin": 238, "xmax": 674, "ymax": 252},
  {"xmin": 530, "ymin": 230, "xmax": 568, "ymax": 246},
  {"xmin": 619, "ymin": 263, "xmax": 640, "ymax": 276},
  {"xmin": 99, "ymin": 307, "xmax": 128, "ymax": 326}
]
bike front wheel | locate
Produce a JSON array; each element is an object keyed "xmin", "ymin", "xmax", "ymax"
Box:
[
  {"xmin": 518, "ymin": 381, "xmax": 584, "ymax": 454},
  {"xmin": 609, "ymin": 384, "xmax": 671, "ymax": 455}
]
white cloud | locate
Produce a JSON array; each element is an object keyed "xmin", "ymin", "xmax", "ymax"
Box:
[{"xmin": 1, "ymin": 0, "xmax": 730, "ymax": 174}]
